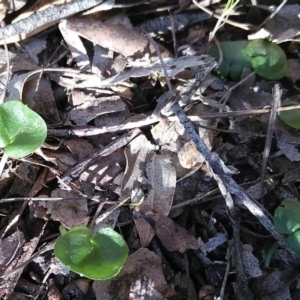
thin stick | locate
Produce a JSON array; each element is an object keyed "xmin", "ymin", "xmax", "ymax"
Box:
[
  {"xmin": 146, "ymin": 33, "xmax": 173, "ymax": 92},
  {"xmin": 193, "ymin": 0, "xmax": 252, "ymax": 31},
  {"xmin": 0, "ymin": 152, "xmax": 8, "ymax": 178},
  {"xmin": 0, "ymin": 39, "xmax": 10, "ymax": 102},
  {"xmin": 259, "ymin": 0, "xmax": 287, "ymax": 28},
  {"xmin": 260, "ymin": 84, "xmax": 281, "ymax": 200}
]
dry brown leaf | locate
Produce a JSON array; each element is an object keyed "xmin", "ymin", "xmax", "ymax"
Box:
[
  {"xmin": 0, "ymin": 231, "xmax": 25, "ymax": 277},
  {"xmin": 136, "ymin": 207, "xmax": 199, "ymax": 253},
  {"xmin": 80, "ymin": 148, "xmax": 125, "ymax": 189},
  {"xmin": 133, "ymin": 211, "xmax": 155, "ymax": 248},
  {"xmin": 41, "ymin": 189, "xmax": 89, "ymax": 228},
  {"xmin": 42, "ymin": 149, "xmax": 78, "ymax": 173},
  {"xmin": 121, "ymin": 134, "xmax": 156, "ymax": 201},
  {"xmin": 67, "ymin": 95, "xmax": 126, "ymax": 125},
  {"xmin": 63, "ymin": 138, "xmax": 96, "ymax": 161},
  {"xmin": 92, "ymin": 45, "xmax": 114, "ymax": 77},
  {"xmin": 65, "ymin": 17, "xmax": 171, "ymax": 59},
  {"xmin": 145, "ymin": 153, "xmax": 176, "ymax": 216},
  {"xmin": 178, "ymin": 140, "xmax": 203, "ymax": 169},
  {"xmin": 22, "ymin": 76, "xmax": 61, "ymax": 124},
  {"xmin": 265, "ymin": 4, "xmax": 300, "ymax": 43},
  {"xmin": 0, "ymin": 48, "xmax": 36, "ymax": 75},
  {"xmin": 92, "ymin": 248, "xmax": 170, "ymax": 300},
  {"xmin": 59, "ymin": 19, "xmax": 90, "ymax": 71}
]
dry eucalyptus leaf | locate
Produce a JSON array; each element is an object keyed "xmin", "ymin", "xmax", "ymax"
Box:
[
  {"xmin": 0, "ymin": 231, "xmax": 25, "ymax": 276},
  {"xmin": 121, "ymin": 134, "xmax": 156, "ymax": 201},
  {"xmin": 151, "ymin": 120, "xmax": 185, "ymax": 153},
  {"xmin": 41, "ymin": 149, "xmax": 78, "ymax": 173},
  {"xmin": 138, "ymin": 207, "xmax": 199, "ymax": 253},
  {"xmin": 65, "ymin": 17, "xmax": 171, "ymax": 59},
  {"xmin": 93, "ymin": 248, "xmax": 169, "ymax": 300},
  {"xmin": 0, "ymin": 48, "xmax": 36, "ymax": 75},
  {"xmin": 6, "ymin": 71, "xmax": 40, "ymax": 101},
  {"xmin": 42, "ymin": 189, "xmax": 89, "ymax": 228},
  {"xmin": 145, "ymin": 153, "xmax": 176, "ymax": 216},
  {"xmin": 133, "ymin": 211, "xmax": 155, "ymax": 248},
  {"xmin": 15, "ymin": 34, "xmax": 47, "ymax": 65},
  {"xmin": 63, "ymin": 138, "xmax": 96, "ymax": 161},
  {"xmin": 92, "ymin": 45, "xmax": 114, "ymax": 77},
  {"xmin": 22, "ymin": 76, "xmax": 61, "ymax": 124},
  {"xmin": 80, "ymin": 148, "xmax": 125, "ymax": 189},
  {"xmin": 94, "ymin": 110, "xmax": 130, "ymax": 129},
  {"xmin": 67, "ymin": 95, "xmax": 126, "ymax": 125},
  {"xmin": 59, "ymin": 19, "xmax": 90, "ymax": 71},
  {"xmin": 178, "ymin": 140, "xmax": 203, "ymax": 169},
  {"xmin": 265, "ymin": 4, "xmax": 300, "ymax": 43}
]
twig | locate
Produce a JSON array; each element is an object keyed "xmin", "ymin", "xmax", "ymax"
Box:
[
  {"xmin": 193, "ymin": 0, "xmax": 253, "ymax": 31},
  {"xmin": 146, "ymin": 34, "xmax": 173, "ymax": 92},
  {"xmin": 171, "ymin": 102, "xmax": 254, "ymax": 299},
  {"xmin": 0, "ymin": 152, "xmax": 8, "ymax": 179},
  {"xmin": 209, "ymin": 0, "xmax": 240, "ymax": 41},
  {"xmin": 0, "ymin": 0, "xmax": 112, "ymax": 43},
  {"xmin": 260, "ymin": 84, "xmax": 281, "ymax": 200},
  {"xmin": 259, "ymin": 0, "xmax": 287, "ymax": 28},
  {"xmin": 0, "ymin": 38, "xmax": 10, "ymax": 102},
  {"xmin": 219, "ymin": 257, "xmax": 231, "ymax": 300}
]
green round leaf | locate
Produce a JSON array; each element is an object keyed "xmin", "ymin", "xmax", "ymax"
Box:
[
  {"xmin": 287, "ymin": 229, "xmax": 300, "ymax": 256},
  {"xmin": 0, "ymin": 100, "xmax": 47, "ymax": 158},
  {"xmin": 208, "ymin": 39, "xmax": 287, "ymax": 80},
  {"xmin": 278, "ymin": 100, "xmax": 300, "ymax": 129},
  {"xmin": 209, "ymin": 40, "xmax": 250, "ymax": 81},
  {"xmin": 274, "ymin": 200, "xmax": 300, "ymax": 234},
  {"xmin": 54, "ymin": 227, "xmax": 129, "ymax": 280}
]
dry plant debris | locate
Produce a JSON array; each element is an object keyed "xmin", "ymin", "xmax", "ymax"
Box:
[{"xmin": 0, "ymin": 0, "xmax": 300, "ymax": 299}]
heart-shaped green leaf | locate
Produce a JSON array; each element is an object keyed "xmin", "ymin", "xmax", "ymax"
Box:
[
  {"xmin": 287, "ymin": 229, "xmax": 300, "ymax": 256},
  {"xmin": 209, "ymin": 39, "xmax": 287, "ymax": 80},
  {"xmin": 54, "ymin": 227, "xmax": 129, "ymax": 280},
  {"xmin": 0, "ymin": 100, "xmax": 47, "ymax": 158},
  {"xmin": 273, "ymin": 200, "xmax": 300, "ymax": 234},
  {"xmin": 278, "ymin": 100, "xmax": 300, "ymax": 129}
]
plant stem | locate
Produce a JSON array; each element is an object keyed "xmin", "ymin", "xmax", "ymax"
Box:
[
  {"xmin": 0, "ymin": 152, "xmax": 8, "ymax": 178},
  {"xmin": 264, "ymin": 241, "xmax": 279, "ymax": 267}
]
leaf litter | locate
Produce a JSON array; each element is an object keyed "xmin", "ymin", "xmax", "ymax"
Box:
[{"xmin": 0, "ymin": 1, "xmax": 300, "ymax": 299}]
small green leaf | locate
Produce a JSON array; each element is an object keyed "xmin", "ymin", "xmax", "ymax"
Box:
[
  {"xmin": 287, "ymin": 229, "xmax": 300, "ymax": 256},
  {"xmin": 209, "ymin": 39, "xmax": 287, "ymax": 80},
  {"xmin": 278, "ymin": 100, "xmax": 300, "ymax": 129},
  {"xmin": 0, "ymin": 100, "xmax": 47, "ymax": 158},
  {"xmin": 274, "ymin": 200, "xmax": 300, "ymax": 234},
  {"xmin": 54, "ymin": 227, "xmax": 129, "ymax": 280}
]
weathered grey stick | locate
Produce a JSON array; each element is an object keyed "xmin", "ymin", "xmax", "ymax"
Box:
[
  {"xmin": 171, "ymin": 102, "xmax": 300, "ymax": 266},
  {"xmin": 172, "ymin": 102, "xmax": 254, "ymax": 300},
  {"xmin": 61, "ymin": 128, "xmax": 141, "ymax": 185},
  {"xmin": 0, "ymin": 0, "xmax": 113, "ymax": 42}
]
